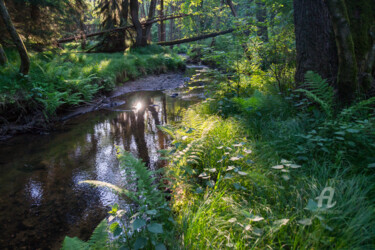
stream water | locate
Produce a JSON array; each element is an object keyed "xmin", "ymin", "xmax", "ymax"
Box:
[{"xmin": 0, "ymin": 68, "xmax": 207, "ymax": 249}]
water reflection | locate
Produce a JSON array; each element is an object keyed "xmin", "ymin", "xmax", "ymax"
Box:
[{"xmin": 0, "ymin": 90, "xmax": 200, "ymax": 249}]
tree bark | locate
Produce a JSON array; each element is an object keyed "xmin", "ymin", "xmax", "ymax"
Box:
[
  {"xmin": 293, "ymin": 0, "xmax": 338, "ymax": 85},
  {"xmin": 159, "ymin": 0, "xmax": 166, "ymax": 42},
  {"xmin": 0, "ymin": 0, "xmax": 30, "ymax": 75},
  {"xmin": 130, "ymin": 0, "xmax": 145, "ymax": 46},
  {"xmin": 145, "ymin": 0, "xmax": 157, "ymax": 43},
  {"xmin": 226, "ymin": 0, "xmax": 237, "ymax": 17},
  {"xmin": 326, "ymin": 0, "xmax": 358, "ymax": 103},
  {"xmin": 0, "ymin": 43, "xmax": 7, "ymax": 65}
]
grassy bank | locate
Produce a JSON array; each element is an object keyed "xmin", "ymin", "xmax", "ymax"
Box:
[
  {"xmin": 162, "ymin": 72, "xmax": 375, "ymax": 248},
  {"xmin": 0, "ymin": 45, "xmax": 184, "ymax": 126}
]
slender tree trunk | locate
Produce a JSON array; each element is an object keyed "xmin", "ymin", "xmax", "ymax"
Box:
[
  {"xmin": 130, "ymin": 0, "xmax": 143, "ymax": 46},
  {"xmin": 226, "ymin": 0, "xmax": 237, "ymax": 17},
  {"xmin": 145, "ymin": 0, "xmax": 157, "ymax": 43},
  {"xmin": 0, "ymin": 43, "xmax": 7, "ymax": 65},
  {"xmin": 159, "ymin": 0, "xmax": 166, "ymax": 42},
  {"xmin": 0, "ymin": 0, "xmax": 30, "ymax": 75},
  {"xmin": 169, "ymin": 4, "xmax": 174, "ymax": 41},
  {"xmin": 293, "ymin": 0, "xmax": 338, "ymax": 85},
  {"xmin": 326, "ymin": 0, "xmax": 358, "ymax": 103}
]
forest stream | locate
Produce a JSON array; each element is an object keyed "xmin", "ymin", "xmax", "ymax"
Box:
[{"xmin": 0, "ymin": 66, "xmax": 208, "ymax": 249}]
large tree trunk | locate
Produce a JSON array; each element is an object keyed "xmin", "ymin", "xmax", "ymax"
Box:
[
  {"xmin": 293, "ymin": 0, "xmax": 338, "ymax": 85},
  {"xmin": 326, "ymin": 0, "xmax": 358, "ymax": 103},
  {"xmin": 0, "ymin": 43, "xmax": 7, "ymax": 65},
  {"xmin": 345, "ymin": 0, "xmax": 375, "ymax": 92},
  {"xmin": 0, "ymin": 0, "xmax": 30, "ymax": 75}
]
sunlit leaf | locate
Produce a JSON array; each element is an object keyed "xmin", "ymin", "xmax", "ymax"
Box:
[
  {"xmin": 289, "ymin": 164, "xmax": 302, "ymax": 169},
  {"xmin": 271, "ymin": 165, "xmax": 284, "ymax": 169},
  {"xmin": 228, "ymin": 218, "xmax": 237, "ymax": 223},
  {"xmin": 281, "ymin": 175, "xmax": 290, "ymax": 181},
  {"xmin": 273, "ymin": 219, "xmax": 289, "ymax": 228},
  {"xmin": 243, "ymin": 149, "xmax": 252, "ymax": 154},
  {"xmin": 226, "ymin": 166, "xmax": 235, "ymax": 171},
  {"xmin": 281, "ymin": 159, "xmax": 292, "ymax": 164},
  {"xmin": 298, "ymin": 218, "xmax": 312, "ymax": 226},
  {"xmin": 238, "ymin": 171, "xmax": 248, "ymax": 176}
]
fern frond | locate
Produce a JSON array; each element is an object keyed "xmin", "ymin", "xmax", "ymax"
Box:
[
  {"xmin": 62, "ymin": 236, "xmax": 89, "ymax": 250},
  {"xmin": 79, "ymin": 180, "xmax": 138, "ymax": 202},
  {"xmin": 296, "ymin": 71, "xmax": 334, "ymax": 117},
  {"xmin": 88, "ymin": 219, "xmax": 109, "ymax": 249},
  {"xmin": 339, "ymin": 97, "xmax": 375, "ymax": 121}
]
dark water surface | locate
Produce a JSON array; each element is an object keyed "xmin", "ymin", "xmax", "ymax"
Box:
[{"xmin": 0, "ymin": 79, "xmax": 205, "ymax": 249}]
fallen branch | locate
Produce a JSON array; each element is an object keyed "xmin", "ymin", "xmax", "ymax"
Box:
[
  {"xmin": 58, "ymin": 14, "xmax": 190, "ymax": 44},
  {"xmin": 157, "ymin": 29, "xmax": 235, "ymax": 46}
]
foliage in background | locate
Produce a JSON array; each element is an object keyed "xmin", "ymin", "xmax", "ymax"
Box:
[{"xmin": 0, "ymin": 45, "xmax": 184, "ymax": 121}]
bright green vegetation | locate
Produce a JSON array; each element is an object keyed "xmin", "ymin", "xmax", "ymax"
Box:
[
  {"xmin": 162, "ymin": 70, "xmax": 375, "ymax": 248},
  {"xmin": 0, "ymin": 45, "xmax": 184, "ymax": 118}
]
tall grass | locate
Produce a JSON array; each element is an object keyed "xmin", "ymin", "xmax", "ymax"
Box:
[{"xmin": 162, "ymin": 79, "xmax": 375, "ymax": 248}]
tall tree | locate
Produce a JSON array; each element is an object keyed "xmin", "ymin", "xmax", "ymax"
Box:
[
  {"xmin": 0, "ymin": 0, "xmax": 30, "ymax": 75},
  {"xmin": 293, "ymin": 0, "xmax": 337, "ymax": 86},
  {"xmin": 294, "ymin": 0, "xmax": 375, "ymax": 103}
]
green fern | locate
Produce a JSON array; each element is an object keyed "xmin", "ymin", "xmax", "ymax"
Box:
[
  {"xmin": 62, "ymin": 220, "xmax": 108, "ymax": 250},
  {"xmin": 338, "ymin": 97, "xmax": 375, "ymax": 121},
  {"xmin": 296, "ymin": 71, "xmax": 334, "ymax": 117}
]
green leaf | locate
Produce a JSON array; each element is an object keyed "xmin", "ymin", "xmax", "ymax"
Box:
[
  {"xmin": 346, "ymin": 128, "xmax": 359, "ymax": 133},
  {"xmin": 155, "ymin": 243, "xmax": 167, "ymax": 250},
  {"xmin": 132, "ymin": 218, "xmax": 146, "ymax": 231},
  {"xmin": 134, "ymin": 237, "xmax": 147, "ymax": 250},
  {"xmin": 305, "ymin": 199, "xmax": 318, "ymax": 211},
  {"xmin": 146, "ymin": 210, "xmax": 158, "ymax": 215},
  {"xmin": 367, "ymin": 163, "xmax": 375, "ymax": 168},
  {"xmin": 147, "ymin": 223, "xmax": 163, "ymax": 234},
  {"xmin": 298, "ymin": 218, "xmax": 312, "ymax": 226}
]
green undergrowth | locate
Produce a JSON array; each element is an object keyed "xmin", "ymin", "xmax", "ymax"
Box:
[
  {"xmin": 0, "ymin": 45, "xmax": 184, "ymax": 120},
  {"xmin": 161, "ymin": 71, "xmax": 375, "ymax": 249},
  {"xmin": 63, "ymin": 148, "xmax": 175, "ymax": 249}
]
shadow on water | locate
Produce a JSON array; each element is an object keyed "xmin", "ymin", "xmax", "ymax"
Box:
[{"xmin": 0, "ymin": 83, "xmax": 204, "ymax": 249}]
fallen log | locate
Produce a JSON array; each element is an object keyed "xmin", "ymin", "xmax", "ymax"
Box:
[
  {"xmin": 58, "ymin": 14, "xmax": 190, "ymax": 44},
  {"xmin": 157, "ymin": 29, "xmax": 235, "ymax": 46}
]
